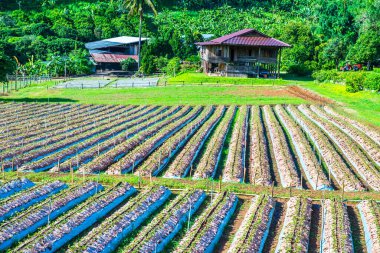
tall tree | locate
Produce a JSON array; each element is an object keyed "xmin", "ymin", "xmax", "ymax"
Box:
[
  {"xmin": 0, "ymin": 52, "xmax": 15, "ymax": 83},
  {"xmin": 122, "ymin": 0, "xmax": 157, "ymax": 71}
]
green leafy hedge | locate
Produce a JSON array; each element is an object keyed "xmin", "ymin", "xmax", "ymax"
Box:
[{"xmin": 312, "ymin": 70, "xmax": 380, "ymax": 92}]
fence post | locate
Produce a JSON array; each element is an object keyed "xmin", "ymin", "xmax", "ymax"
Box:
[
  {"xmin": 271, "ymin": 181, "xmax": 274, "ymax": 197},
  {"xmin": 82, "ymin": 83, "xmax": 84, "ymax": 89}
]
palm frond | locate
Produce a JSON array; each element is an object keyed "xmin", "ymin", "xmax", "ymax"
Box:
[
  {"xmin": 121, "ymin": 0, "xmax": 157, "ymax": 16},
  {"xmin": 144, "ymin": 0, "xmax": 157, "ymax": 15}
]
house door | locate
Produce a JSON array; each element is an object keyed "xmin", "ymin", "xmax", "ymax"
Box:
[{"xmin": 230, "ymin": 48, "xmax": 235, "ymax": 62}]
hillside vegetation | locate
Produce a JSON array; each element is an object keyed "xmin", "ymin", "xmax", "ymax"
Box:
[{"xmin": 0, "ymin": 0, "xmax": 379, "ymax": 78}]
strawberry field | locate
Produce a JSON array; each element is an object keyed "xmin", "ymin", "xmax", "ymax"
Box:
[
  {"xmin": 0, "ymin": 101, "xmax": 379, "ymax": 252},
  {"xmin": 0, "ymin": 178, "xmax": 378, "ymax": 252},
  {"xmin": 1, "ymin": 102, "xmax": 378, "ymax": 192}
]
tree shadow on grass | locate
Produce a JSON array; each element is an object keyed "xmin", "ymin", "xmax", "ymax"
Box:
[
  {"xmin": 281, "ymin": 74, "xmax": 314, "ymax": 82},
  {"xmin": 0, "ymin": 97, "xmax": 78, "ymax": 103}
]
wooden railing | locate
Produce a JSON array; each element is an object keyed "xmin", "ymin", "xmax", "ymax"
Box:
[{"xmin": 236, "ymin": 56, "xmax": 277, "ymax": 63}]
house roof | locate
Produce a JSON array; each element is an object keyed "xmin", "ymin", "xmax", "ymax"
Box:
[
  {"xmin": 85, "ymin": 36, "xmax": 148, "ymax": 50},
  {"xmin": 91, "ymin": 53, "xmax": 138, "ymax": 63},
  {"xmin": 196, "ymin": 29, "xmax": 290, "ymax": 47}
]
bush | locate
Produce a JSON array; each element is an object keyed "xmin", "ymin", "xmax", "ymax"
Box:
[
  {"xmin": 121, "ymin": 58, "xmax": 137, "ymax": 71},
  {"xmin": 312, "ymin": 70, "xmax": 339, "ymax": 83},
  {"xmin": 363, "ymin": 72, "xmax": 380, "ymax": 91},
  {"xmin": 154, "ymin": 56, "xmax": 169, "ymax": 73},
  {"xmin": 345, "ymin": 72, "xmax": 365, "ymax": 93},
  {"xmin": 185, "ymin": 55, "xmax": 201, "ymax": 64},
  {"xmin": 165, "ymin": 57, "xmax": 181, "ymax": 76}
]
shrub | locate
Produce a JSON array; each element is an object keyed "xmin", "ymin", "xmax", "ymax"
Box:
[
  {"xmin": 363, "ymin": 72, "xmax": 380, "ymax": 91},
  {"xmin": 185, "ymin": 55, "xmax": 201, "ymax": 64},
  {"xmin": 154, "ymin": 56, "xmax": 169, "ymax": 73},
  {"xmin": 121, "ymin": 58, "xmax": 137, "ymax": 71},
  {"xmin": 165, "ymin": 57, "xmax": 181, "ymax": 76},
  {"xmin": 312, "ymin": 70, "xmax": 339, "ymax": 83},
  {"xmin": 345, "ymin": 72, "xmax": 365, "ymax": 93}
]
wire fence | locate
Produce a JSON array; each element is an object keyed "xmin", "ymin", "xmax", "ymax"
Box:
[
  {"xmin": 1, "ymin": 75, "xmax": 53, "ymax": 93},
  {"xmin": 54, "ymin": 78, "xmax": 159, "ymax": 89}
]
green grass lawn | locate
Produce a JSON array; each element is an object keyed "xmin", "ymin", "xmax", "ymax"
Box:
[
  {"xmin": 166, "ymin": 72, "xmax": 313, "ymax": 86},
  {"xmin": 0, "ymin": 81, "xmax": 307, "ymax": 105},
  {"xmin": 302, "ymin": 83, "xmax": 380, "ymax": 127},
  {"xmin": 1, "ymin": 74, "xmax": 378, "ymax": 127}
]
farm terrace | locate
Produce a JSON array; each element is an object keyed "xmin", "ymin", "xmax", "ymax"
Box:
[{"xmin": 0, "ymin": 102, "xmax": 379, "ymax": 192}]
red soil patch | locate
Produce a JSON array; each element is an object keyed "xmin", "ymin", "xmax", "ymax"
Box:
[
  {"xmin": 286, "ymin": 86, "xmax": 333, "ymax": 104},
  {"xmin": 222, "ymin": 86, "xmax": 296, "ymax": 98},
  {"xmin": 219, "ymin": 86, "xmax": 333, "ymax": 104}
]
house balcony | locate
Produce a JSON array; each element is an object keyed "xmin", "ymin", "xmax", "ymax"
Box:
[{"xmin": 236, "ymin": 56, "xmax": 277, "ymax": 64}]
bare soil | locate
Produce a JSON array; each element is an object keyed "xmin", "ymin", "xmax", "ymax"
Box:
[
  {"xmin": 263, "ymin": 199, "xmax": 287, "ymax": 253},
  {"xmin": 308, "ymin": 203, "xmax": 322, "ymax": 253},
  {"xmin": 347, "ymin": 205, "xmax": 367, "ymax": 253},
  {"xmin": 216, "ymin": 198, "xmax": 250, "ymax": 252},
  {"xmin": 219, "ymin": 85, "xmax": 333, "ymax": 104},
  {"xmin": 224, "ymin": 86, "xmax": 296, "ymax": 98},
  {"xmin": 287, "ymin": 86, "xmax": 333, "ymax": 104}
]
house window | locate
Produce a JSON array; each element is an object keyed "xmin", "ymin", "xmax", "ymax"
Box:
[
  {"xmin": 215, "ymin": 47, "xmax": 222, "ymax": 56},
  {"xmin": 249, "ymin": 49, "xmax": 252, "ymax": 56}
]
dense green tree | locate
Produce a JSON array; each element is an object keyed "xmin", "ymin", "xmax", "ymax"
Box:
[
  {"xmin": 322, "ymin": 38, "xmax": 347, "ymax": 70},
  {"xmin": 347, "ymin": 30, "xmax": 380, "ymax": 69},
  {"xmin": 0, "ymin": 0, "xmax": 379, "ymax": 78},
  {"xmin": 0, "ymin": 52, "xmax": 15, "ymax": 83}
]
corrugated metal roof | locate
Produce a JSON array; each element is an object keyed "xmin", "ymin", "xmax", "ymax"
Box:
[
  {"xmin": 91, "ymin": 53, "xmax": 138, "ymax": 63},
  {"xmin": 196, "ymin": 29, "xmax": 290, "ymax": 47},
  {"xmin": 85, "ymin": 36, "xmax": 148, "ymax": 50},
  {"xmin": 225, "ymin": 36, "xmax": 290, "ymax": 47}
]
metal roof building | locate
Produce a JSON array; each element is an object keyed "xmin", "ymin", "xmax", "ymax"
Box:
[{"xmin": 85, "ymin": 36, "xmax": 148, "ymax": 73}]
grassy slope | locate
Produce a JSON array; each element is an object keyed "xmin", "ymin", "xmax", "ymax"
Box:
[
  {"xmin": 303, "ymin": 83, "xmax": 380, "ymax": 127},
  {"xmin": 0, "ymin": 80, "xmax": 306, "ymax": 105}
]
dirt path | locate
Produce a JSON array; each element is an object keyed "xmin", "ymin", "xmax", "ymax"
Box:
[
  {"xmin": 216, "ymin": 198, "xmax": 250, "ymax": 252},
  {"xmin": 263, "ymin": 199, "xmax": 287, "ymax": 253},
  {"xmin": 261, "ymin": 107, "xmax": 280, "ymax": 186},
  {"xmin": 308, "ymin": 202, "xmax": 322, "ymax": 252},
  {"xmin": 347, "ymin": 205, "xmax": 367, "ymax": 253}
]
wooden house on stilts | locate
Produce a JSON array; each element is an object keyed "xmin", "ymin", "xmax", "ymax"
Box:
[{"xmin": 196, "ymin": 29, "xmax": 291, "ymax": 78}]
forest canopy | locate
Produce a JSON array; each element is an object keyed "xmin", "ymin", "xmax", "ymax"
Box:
[{"xmin": 0, "ymin": 0, "xmax": 379, "ymax": 77}]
